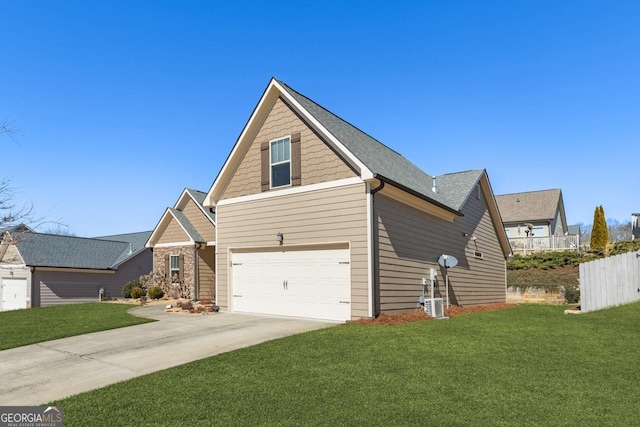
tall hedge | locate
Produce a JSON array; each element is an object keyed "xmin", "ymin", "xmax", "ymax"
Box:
[{"xmin": 590, "ymin": 205, "xmax": 609, "ymax": 250}]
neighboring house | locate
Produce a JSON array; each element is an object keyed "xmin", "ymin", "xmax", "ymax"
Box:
[
  {"xmin": 495, "ymin": 189, "xmax": 577, "ymax": 252},
  {"xmin": 0, "ymin": 231, "xmax": 152, "ymax": 311},
  {"xmin": 145, "ymin": 188, "xmax": 216, "ymax": 301},
  {"xmin": 567, "ymin": 224, "xmax": 581, "ymax": 237},
  {"xmin": 203, "ymin": 78, "xmax": 511, "ymax": 321},
  {"xmin": 0, "ymin": 224, "xmax": 34, "ymax": 234},
  {"xmin": 632, "ymin": 213, "xmax": 640, "ymax": 240}
]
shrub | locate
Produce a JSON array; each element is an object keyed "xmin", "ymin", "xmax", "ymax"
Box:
[
  {"xmin": 148, "ymin": 286, "xmax": 164, "ymax": 300},
  {"xmin": 564, "ymin": 286, "xmax": 580, "ymax": 304},
  {"xmin": 122, "ymin": 280, "xmax": 141, "ymax": 298},
  {"xmin": 130, "ymin": 286, "xmax": 145, "ymax": 299},
  {"xmin": 590, "ymin": 205, "xmax": 609, "ymax": 251},
  {"xmin": 177, "ymin": 301, "xmax": 193, "ymax": 311}
]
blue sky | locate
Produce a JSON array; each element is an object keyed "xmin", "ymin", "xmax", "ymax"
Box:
[{"xmin": 2, "ymin": 1, "xmax": 639, "ymax": 237}]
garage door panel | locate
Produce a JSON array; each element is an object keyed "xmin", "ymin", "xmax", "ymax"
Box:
[
  {"xmin": 231, "ymin": 248, "xmax": 351, "ymax": 321},
  {"xmin": 1, "ymin": 278, "xmax": 28, "ymax": 311}
]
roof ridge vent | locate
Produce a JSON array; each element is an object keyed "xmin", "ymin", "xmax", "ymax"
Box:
[{"xmin": 432, "ymin": 177, "xmax": 439, "ymax": 194}]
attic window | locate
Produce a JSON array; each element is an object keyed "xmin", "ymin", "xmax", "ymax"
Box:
[{"xmin": 270, "ymin": 137, "xmax": 291, "ymax": 188}]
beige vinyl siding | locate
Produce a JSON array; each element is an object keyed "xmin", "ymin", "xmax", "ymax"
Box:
[
  {"xmin": 156, "ymin": 217, "xmax": 190, "ymax": 244},
  {"xmin": 222, "ymin": 97, "xmax": 356, "ymax": 199},
  {"xmin": 182, "ymin": 199, "xmax": 216, "ymax": 242},
  {"xmin": 197, "ymin": 246, "xmax": 215, "ymax": 300},
  {"xmin": 376, "ymin": 186, "xmax": 506, "ymax": 312},
  {"xmin": 33, "ymin": 250, "xmax": 153, "ymax": 307},
  {"xmin": 217, "ymin": 182, "xmax": 369, "ymax": 318}
]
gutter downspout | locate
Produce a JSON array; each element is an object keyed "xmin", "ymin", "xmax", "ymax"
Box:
[
  {"xmin": 370, "ymin": 179, "xmax": 385, "ymax": 318},
  {"xmin": 30, "ymin": 266, "xmax": 36, "ymax": 308},
  {"xmin": 193, "ymin": 243, "xmax": 201, "ymax": 301}
]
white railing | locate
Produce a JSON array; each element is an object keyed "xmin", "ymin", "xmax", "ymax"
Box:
[
  {"xmin": 579, "ymin": 251, "xmax": 640, "ymax": 313},
  {"xmin": 508, "ymin": 234, "xmax": 581, "ymax": 254}
]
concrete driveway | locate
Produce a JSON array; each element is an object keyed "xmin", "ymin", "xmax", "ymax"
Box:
[{"xmin": 0, "ymin": 305, "xmax": 336, "ymax": 406}]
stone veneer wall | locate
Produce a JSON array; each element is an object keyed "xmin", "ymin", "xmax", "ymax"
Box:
[{"xmin": 152, "ymin": 245, "xmax": 196, "ymax": 299}]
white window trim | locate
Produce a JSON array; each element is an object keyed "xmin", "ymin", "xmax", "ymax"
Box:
[
  {"xmin": 169, "ymin": 254, "xmax": 180, "ymax": 282},
  {"xmin": 269, "ymin": 135, "xmax": 292, "ymax": 189}
]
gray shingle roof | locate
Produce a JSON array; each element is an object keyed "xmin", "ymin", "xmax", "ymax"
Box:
[
  {"xmin": 277, "ymin": 80, "xmax": 463, "ymax": 212},
  {"xmin": 169, "ymin": 208, "xmax": 204, "ymax": 243},
  {"xmin": 495, "ymin": 189, "xmax": 562, "ymax": 223},
  {"xmin": 435, "ymin": 170, "xmax": 484, "ymax": 210},
  {"xmin": 14, "ymin": 233, "xmax": 130, "ymax": 269},
  {"xmin": 94, "ymin": 231, "xmax": 152, "ymax": 266}
]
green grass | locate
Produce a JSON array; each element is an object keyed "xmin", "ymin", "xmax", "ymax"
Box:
[
  {"xmin": 0, "ymin": 302, "xmax": 153, "ymax": 350},
  {"xmin": 52, "ymin": 303, "xmax": 640, "ymax": 426}
]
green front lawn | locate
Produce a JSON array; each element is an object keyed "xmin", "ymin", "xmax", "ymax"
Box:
[
  {"xmin": 52, "ymin": 303, "xmax": 640, "ymax": 426},
  {"xmin": 0, "ymin": 302, "xmax": 153, "ymax": 350}
]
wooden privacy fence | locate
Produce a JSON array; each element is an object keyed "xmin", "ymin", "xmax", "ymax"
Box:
[{"xmin": 579, "ymin": 251, "xmax": 640, "ymax": 313}]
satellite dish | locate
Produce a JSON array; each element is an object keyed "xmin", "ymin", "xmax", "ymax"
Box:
[{"xmin": 438, "ymin": 254, "xmax": 458, "ymax": 269}]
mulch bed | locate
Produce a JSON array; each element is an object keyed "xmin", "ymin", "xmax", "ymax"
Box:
[{"xmin": 350, "ymin": 303, "xmax": 517, "ymax": 326}]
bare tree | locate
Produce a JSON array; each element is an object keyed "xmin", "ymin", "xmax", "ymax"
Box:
[
  {"xmin": 583, "ymin": 218, "xmax": 634, "ymax": 244},
  {"xmin": 608, "ymin": 219, "xmax": 632, "ymax": 242},
  {"xmin": 580, "ymin": 223, "xmax": 592, "ymax": 246},
  {"xmin": 1, "ymin": 121, "xmax": 35, "ymax": 229}
]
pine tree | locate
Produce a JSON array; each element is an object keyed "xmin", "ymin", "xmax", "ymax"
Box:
[{"xmin": 590, "ymin": 205, "xmax": 609, "ymax": 251}]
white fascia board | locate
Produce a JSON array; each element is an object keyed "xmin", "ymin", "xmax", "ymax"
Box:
[
  {"xmin": 145, "ymin": 208, "xmax": 173, "ymax": 248},
  {"xmin": 273, "ymin": 80, "xmax": 374, "ymax": 180},
  {"xmin": 174, "ymin": 188, "xmax": 191, "ymax": 209},
  {"xmin": 206, "ymin": 80, "xmax": 280, "ymax": 207},
  {"xmin": 217, "ymin": 177, "xmax": 363, "ymax": 207}
]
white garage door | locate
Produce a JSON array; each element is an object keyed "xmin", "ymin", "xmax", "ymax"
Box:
[
  {"xmin": 1, "ymin": 278, "xmax": 28, "ymax": 311},
  {"xmin": 231, "ymin": 248, "xmax": 351, "ymax": 321}
]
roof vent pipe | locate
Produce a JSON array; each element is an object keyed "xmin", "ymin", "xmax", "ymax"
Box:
[
  {"xmin": 128, "ymin": 243, "xmax": 133, "ymax": 255},
  {"xmin": 432, "ymin": 177, "xmax": 438, "ymax": 194}
]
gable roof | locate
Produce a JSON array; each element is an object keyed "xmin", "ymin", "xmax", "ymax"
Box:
[
  {"xmin": 495, "ymin": 189, "xmax": 564, "ymax": 224},
  {"xmin": 7, "ymin": 232, "xmax": 149, "ymax": 270},
  {"xmin": 146, "ymin": 187, "xmax": 214, "ymax": 248},
  {"xmin": 205, "ymin": 78, "xmax": 511, "ymax": 257},
  {"xmin": 207, "ymin": 78, "xmax": 471, "ymax": 216},
  {"xmin": 435, "ymin": 169, "xmax": 485, "ymax": 211}
]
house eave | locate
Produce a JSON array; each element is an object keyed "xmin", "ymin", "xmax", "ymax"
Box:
[
  {"xmin": 30, "ymin": 266, "xmax": 116, "ymax": 274},
  {"xmin": 372, "ymin": 174, "xmax": 462, "ymax": 220}
]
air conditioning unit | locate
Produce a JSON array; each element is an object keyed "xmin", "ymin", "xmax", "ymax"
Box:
[{"xmin": 424, "ymin": 298, "xmax": 444, "ymax": 318}]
